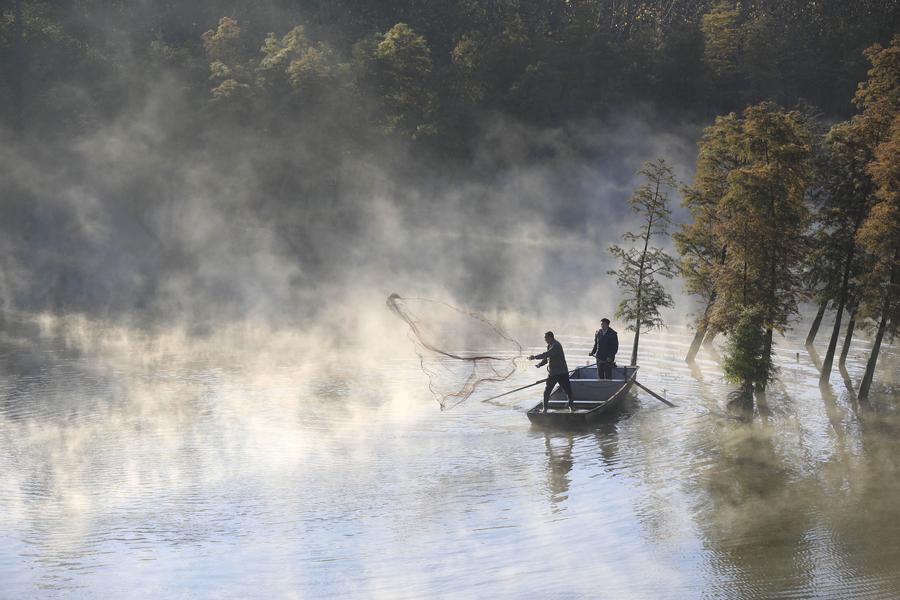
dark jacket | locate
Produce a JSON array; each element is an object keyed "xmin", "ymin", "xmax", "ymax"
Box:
[
  {"xmin": 534, "ymin": 339, "xmax": 569, "ymax": 375},
  {"xmin": 591, "ymin": 327, "xmax": 618, "ymax": 362}
]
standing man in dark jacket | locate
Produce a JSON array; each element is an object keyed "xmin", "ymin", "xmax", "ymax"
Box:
[
  {"xmin": 529, "ymin": 331, "xmax": 574, "ymax": 412},
  {"xmin": 590, "ymin": 318, "xmax": 618, "ymax": 379}
]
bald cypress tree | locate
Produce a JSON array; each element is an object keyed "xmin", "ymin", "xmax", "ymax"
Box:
[
  {"xmin": 609, "ymin": 159, "xmax": 679, "ymax": 366},
  {"xmin": 814, "ymin": 121, "xmax": 875, "ymax": 385},
  {"xmin": 707, "ymin": 102, "xmax": 812, "ymax": 393},
  {"xmin": 851, "ymin": 37, "xmax": 900, "ymax": 401},
  {"xmin": 676, "ymin": 113, "xmax": 743, "ymax": 361}
]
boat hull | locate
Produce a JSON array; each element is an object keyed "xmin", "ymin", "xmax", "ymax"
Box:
[{"xmin": 526, "ymin": 365, "xmax": 638, "ymax": 429}]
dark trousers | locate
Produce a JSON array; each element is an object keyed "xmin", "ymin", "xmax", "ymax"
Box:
[
  {"xmin": 544, "ymin": 372, "xmax": 573, "ymax": 408},
  {"xmin": 598, "ymin": 361, "xmax": 614, "ymax": 380}
]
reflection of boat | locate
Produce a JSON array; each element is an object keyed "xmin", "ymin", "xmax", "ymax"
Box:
[{"xmin": 527, "ymin": 365, "xmax": 638, "ymax": 428}]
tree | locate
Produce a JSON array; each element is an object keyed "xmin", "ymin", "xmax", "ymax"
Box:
[
  {"xmin": 259, "ymin": 26, "xmax": 341, "ymax": 99},
  {"xmin": 675, "ymin": 113, "xmax": 743, "ymax": 361},
  {"xmin": 852, "ymin": 36, "xmax": 900, "ymax": 400},
  {"xmin": 372, "ymin": 22, "xmax": 437, "ymax": 138},
  {"xmin": 856, "ymin": 117, "xmax": 899, "ymax": 400},
  {"xmin": 675, "ymin": 186, "xmax": 722, "ymax": 362},
  {"xmin": 722, "ymin": 306, "xmax": 776, "ymax": 393},
  {"xmin": 707, "ymin": 102, "xmax": 812, "ymax": 392},
  {"xmin": 609, "ymin": 159, "xmax": 679, "ymax": 366},
  {"xmin": 701, "ymin": 1, "xmax": 742, "ymax": 108},
  {"xmin": 202, "ymin": 17, "xmax": 254, "ymax": 109},
  {"xmin": 812, "ymin": 120, "xmax": 875, "ymax": 384}
]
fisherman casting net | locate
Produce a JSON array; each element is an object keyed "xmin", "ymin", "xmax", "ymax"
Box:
[{"xmin": 387, "ymin": 294, "xmax": 524, "ymax": 410}]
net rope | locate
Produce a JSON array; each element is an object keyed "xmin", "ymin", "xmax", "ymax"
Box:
[{"xmin": 387, "ymin": 293, "xmax": 524, "ymax": 410}]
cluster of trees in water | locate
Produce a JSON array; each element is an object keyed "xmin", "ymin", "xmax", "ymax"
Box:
[
  {"xmin": 1, "ymin": 2, "xmax": 897, "ymax": 399},
  {"xmin": 613, "ymin": 38, "xmax": 898, "ymax": 403}
]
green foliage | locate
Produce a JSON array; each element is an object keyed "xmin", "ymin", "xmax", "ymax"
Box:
[
  {"xmin": 258, "ymin": 26, "xmax": 343, "ymax": 100},
  {"xmin": 609, "ymin": 159, "xmax": 678, "ymax": 335},
  {"xmin": 202, "ymin": 17, "xmax": 254, "ymax": 107},
  {"xmin": 701, "ymin": 1, "xmax": 741, "ymax": 82},
  {"xmin": 373, "ymin": 22, "xmax": 436, "ymax": 138},
  {"xmin": 722, "ymin": 307, "xmax": 776, "ymax": 387},
  {"xmin": 3, "ymin": 1, "xmax": 897, "ymax": 136}
]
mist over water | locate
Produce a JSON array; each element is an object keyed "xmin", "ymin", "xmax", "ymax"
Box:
[
  {"xmin": 1, "ymin": 101, "xmax": 699, "ymax": 330},
  {"xmin": 1, "ymin": 310, "xmax": 898, "ymax": 598},
  {"xmin": 2, "ymin": 7, "xmax": 898, "ymax": 596},
  {"xmin": 3, "ymin": 106, "xmax": 899, "ymax": 595}
]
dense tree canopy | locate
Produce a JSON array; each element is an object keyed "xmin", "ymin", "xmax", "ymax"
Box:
[{"xmin": 1, "ymin": 0, "xmax": 897, "ymax": 143}]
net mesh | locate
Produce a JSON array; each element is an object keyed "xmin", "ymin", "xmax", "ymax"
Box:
[{"xmin": 386, "ymin": 293, "xmax": 524, "ymax": 410}]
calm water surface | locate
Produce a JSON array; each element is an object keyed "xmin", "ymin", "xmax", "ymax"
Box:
[{"xmin": 1, "ymin": 317, "xmax": 898, "ymax": 599}]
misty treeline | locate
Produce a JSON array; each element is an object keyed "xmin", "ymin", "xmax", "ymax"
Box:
[
  {"xmin": 1, "ymin": 0, "xmax": 898, "ymax": 140},
  {"xmin": 0, "ymin": 2, "xmax": 897, "ymax": 399},
  {"xmin": 670, "ymin": 37, "xmax": 899, "ymax": 402}
]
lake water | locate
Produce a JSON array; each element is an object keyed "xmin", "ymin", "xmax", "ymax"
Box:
[{"xmin": 1, "ymin": 315, "xmax": 898, "ymax": 599}]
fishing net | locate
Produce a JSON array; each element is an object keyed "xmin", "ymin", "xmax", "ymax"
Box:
[{"xmin": 387, "ymin": 293, "xmax": 524, "ymax": 410}]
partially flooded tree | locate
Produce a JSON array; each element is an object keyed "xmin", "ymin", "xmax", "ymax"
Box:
[
  {"xmin": 676, "ymin": 113, "xmax": 743, "ymax": 362},
  {"xmin": 708, "ymin": 102, "xmax": 812, "ymax": 393},
  {"xmin": 722, "ymin": 306, "xmax": 775, "ymax": 395},
  {"xmin": 675, "ymin": 187, "xmax": 721, "ymax": 362},
  {"xmin": 856, "ymin": 123, "xmax": 899, "ymax": 399},
  {"xmin": 851, "ymin": 36, "xmax": 900, "ymax": 401},
  {"xmin": 813, "ymin": 121, "xmax": 875, "ymax": 385},
  {"xmin": 609, "ymin": 159, "xmax": 679, "ymax": 366}
]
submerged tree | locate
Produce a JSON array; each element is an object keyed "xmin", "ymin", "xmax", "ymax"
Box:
[{"xmin": 609, "ymin": 159, "xmax": 679, "ymax": 366}]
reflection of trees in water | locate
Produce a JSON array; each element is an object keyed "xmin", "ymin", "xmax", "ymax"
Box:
[
  {"xmin": 682, "ymin": 378, "xmax": 900, "ymax": 599},
  {"xmin": 824, "ymin": 406, "xmax": 900, "ymax": 588},
  {"xmin": 694, "ymin": 421, "xmax": 817, "ymax": 598}
]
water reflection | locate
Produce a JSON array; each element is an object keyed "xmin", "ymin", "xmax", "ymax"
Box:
[
  {"xmin": 0, "ymin": 314, "xmax": 898, "ymax": 598},
  {"xmin": 543, "ymin": 433, "xmax": 574, "ymax": 510}
]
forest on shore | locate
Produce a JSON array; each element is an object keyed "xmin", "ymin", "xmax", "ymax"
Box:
[
  {"xmin": 1, "ymin": 2, "xmax": 897, "ymax": 142},
  {"xmin": 1, "ymin": 1, "xmax": 898, "ymax": 399}
]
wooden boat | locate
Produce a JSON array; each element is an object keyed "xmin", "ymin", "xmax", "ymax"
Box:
[{"xmin": 527, "ymin": 364, "xmax": 638, "ymax": 428}]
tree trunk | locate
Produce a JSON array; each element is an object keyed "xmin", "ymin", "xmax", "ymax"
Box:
[
  {"xmin": 820, "ymin": 259, "xmax": 854, "ymax": 384},
  {"xmin": 631, "ymin": 197, "xmax": 656, "ymax": 367},
  {"xmin": 759, "ymin": 327, "xmax": 773, "ymax": 391},
  {"xmin": 630, "ymin": 326, "xmax": 640, "ymax": 366},
  {"xmin": 859, "ymin": 254, "xmax": 897, "ymax": 401},
  {"xmin": 686, "ymin": 295, "xmax": 715, "ymax": 362},
  {"xmin": 686, "ymin": 322, "xmax": 706, "ymax": 362},
  {"xmin": 702, "ymin": 329, "xmax": 718, "ymax": 348},
  {"xmin": 858, "ymin": 312, "xmax": 887, "ymax": 401},
  {"xmin": 839, "ymin": 311, "xmax": 855, "ymax": 367},
  {"xmin": 631, "ymin": 280, "xmax": 643, "ymax": 366},
  {"xmin": 805, "ymin": 300, "xmax": 828, "ymax": 346}
]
